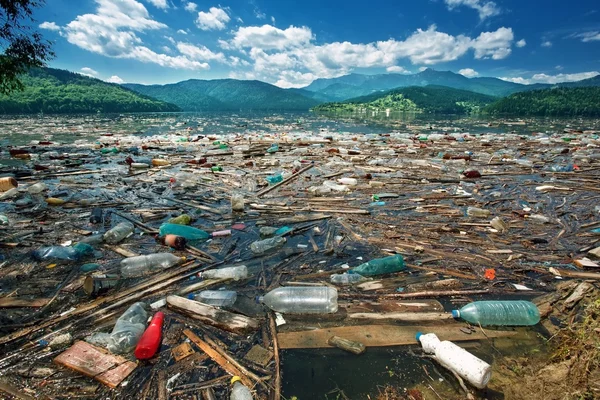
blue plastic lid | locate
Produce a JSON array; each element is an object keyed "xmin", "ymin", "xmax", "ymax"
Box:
[
  {"xmin": 187, "ymin": 294, "xmax": 195, "ymax": 300},
  {"xmin": 415, "ymin": 332, "xmax": 423, "ymax": 341},
  {"xmin": 451, "ymin": 310, "xmax": 460, "ymax": 318},
  {"xmin": 255, "ymin": 295, "xmax": 262, "ymax": 304}
]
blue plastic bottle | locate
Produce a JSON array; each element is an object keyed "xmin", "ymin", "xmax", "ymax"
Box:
[{"xmin": 452, "ymin": 300, "xmax": 540, "ymax": 326}]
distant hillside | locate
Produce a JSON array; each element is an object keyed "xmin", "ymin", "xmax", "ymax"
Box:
[
  {"xmin": 0, "ymin": 68, "xmax": 180, "ymax": 114},
  {"xmin": 125, "ymin": 79, "xmax": 320, "ymax": 111},
  {"xmin": 485, "ymin": 87, "xmax": 600, "ymax": 116},
  {"xmin": 313, "ymin": 85, "xmax": 497, "ymax": 114},
  {"xmin": 303, "ymin": 69, "xmax": 526, "ymax": 100}
]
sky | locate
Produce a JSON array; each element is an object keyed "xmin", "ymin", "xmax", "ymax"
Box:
[{"xmin": 32, "ymin": 0, "xmax": 600, "ymax": 88}]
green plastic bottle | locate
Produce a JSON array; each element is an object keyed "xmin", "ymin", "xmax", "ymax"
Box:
[
  {"xmin": 168, "ymin": 214, "xmax": 192, "ymax": 225},
  {"xmin": 158, "ymin": 224, "xmax": 209, "ymax": 241},
  {"xmin": 211, "ymin": 166, "xmax": 223, "ymax": 172},
  {"xmin": 351, "ymin": 254, "xmax": 405, "ymax": 276}
]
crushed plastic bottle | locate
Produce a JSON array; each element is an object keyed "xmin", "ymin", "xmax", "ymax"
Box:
[
  {"xmin": 103, "ymin": 222, "xmax": 135, "ymax": 244},
  {"xmin": 230, "ymin": 376, "xmax": 253, "ymax": 400},
  {"xmin": 259, "ymin": 226, "xmax": 278, "ymax": 237},
  {"xmin": 250, "ymin": 236, "xmax": 286, "ymax": 255},
  {"xmin": 188, "ymin": 290, "xmax": 237, "ymax": 307},
  {"xmin": 452, "ymin": 300, "xmax": 540, "ymax": 326},
  {"xmin": 416, "ymin": 332, "xmax": 491, "ymax": 389},
  {"xmin": 467, "ymin": 206, "xmax": 491, "ymax": 218},
  {"xmin": 32, "ymin": 243, "xmax": 95, "ymax": 262},
  {"xmin": 158, "ymin": 223, "xmax": 210, "ymax": 241},
  {"xmin": 168, "ymin": 214, "xmax": 192, "ymax": 225},
  {"xmin": 330, "ymin": 272, "xmax": 367, "ymax": 285},
  {"xmin": 231, "ymin": 193, "xmax": 244, "ymax": 212},
  {"xmin": 200, "ymin": 265, "xmax": 248, "ymax": 281},
  {"xmin": 88, "ymin": 302, "xmax": 148, "ymax": 354},
  {"xmin": 258, "ymin": 286, "xmax": 338, "ymax": 314},
  {"xmin": 352, "ymin": 254, "xmax": 405, "ymax": 276},
  {"xmin": 120, "ymin": 253, "xmax": 185, "ymax": 278},
  {"xmin": 490, "ymin": 216, "xmax": 508, "ymax": 233}
]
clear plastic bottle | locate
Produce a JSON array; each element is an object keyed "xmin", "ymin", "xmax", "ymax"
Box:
[
  {"xmin": 27, "ymin": 182, "xmax": 48, "ymax": 194},
  {"xmin": 188, "ymin": 290, "xmax": 237, "ymax": 307},
  {"xmin": 416, "ymin": 332, "xmax": 491, "ymax": 389},
  {"xmin": 0, "ymin": 187, "xmax": 19, "ymax": 200},
  {"xmin": 120, "ymin": 253, "xmax": 184, "ymax": 278},
  {"xmin": 103, "ymin": 222, "xmax": 135, "ymax": 244},
  {"xmin": 159, "ymin": 223, "xmax": 210, "ymax": 241},
  {"xmin": 258, "ymin": 286, "xmax": 338, "ymax": 314},
  {"xmin": 200, "ymin": 265, "xmax": 248, "ymax": 281},
  {"xmin": 259, "ymin": 226, "xmax": 278, "ymax": 238},
  {"xmin": 108, "ymin": 302, "xmax": 148, "ymax": 354},
  {"xmin": 352, "ymin": 254, "xmax": 405, "ymax": 276},
  {"xmin": 231, "ymin": 193, "xmax": 244, "ymax": 212},
  {"xmin": 466, "ymin": 206, "xmax": 490, "ymax": 218},
  {"xmin": 32, "ymin": 243, "xmax": 95, "ymax": 262},
  {"xmin": 337, "ymin": 177, "xmax": 357, "ymax": 186},
  {"xmin": 452, "ymin": 300, "xmax": 540, "ymax": 326},
  {"xmin": 230, "ymin": 376, "xmax": 253, "ymax": 400},
  {"xmin": 250, "ymin": 236, "xmax": 286, "ymax": 255},
  {"xmin": 330, "ymin": 272, "xmax": 367, "ymax": 285}
]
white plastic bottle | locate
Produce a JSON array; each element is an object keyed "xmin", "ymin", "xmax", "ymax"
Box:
[
  {"xmin": 416, "ymin": 332, "xmax": 491, "ymax": 389},
  {"xmin": 230, "ymin": 376, "xmax": 253, "ymax": 400},
  {"xmin": 120, "ymin": 253, "xmax": 184, "ymax": 278},
  {"xmin": 200, "ymin": 265, "xmax": 248, "ymax": 281}
]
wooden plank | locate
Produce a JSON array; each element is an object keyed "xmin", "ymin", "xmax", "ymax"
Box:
[
  {"xmin": 54, "ymin": 341, "xmax": 136, "ymax": 388},
  {"xmin": 167, "ymin": 295, "xmax": 259, "ymax": 335},
  {"xmin": 257, "ymin": 163, "xmax": 314, "ymax": 197},
  {"xmin": 344, "ymin": 299, "xmax": 444, "ymax": 314},
  {"xmin": 172, "ymin": 342, "xmax": 195, "ymax": 362},
  {"xmin": 277, "ymin": 324, "xmax": 518, "ymax": 349},
  {"xmin": 0, "ymin": 297, "xmax": 51, "ymax": 308},
  {"xmin": 105, "ymin": 245, "xmax": 138, "ymax": 258},
  {"xmin": 348, "ymin": 312, "xmax": 452, "ymax": 321}
]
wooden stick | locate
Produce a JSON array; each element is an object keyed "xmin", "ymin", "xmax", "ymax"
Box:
[
  {"xmin": 111, "ymin": 210, "xmax": 158, "ymax": 234},
  {"xmin": 338, "ymin": 289, "xmax": 490, "ymax": 299},
  {"xmin": 257, "ymin": 163, "xmax": 314, "ymax": 197},
  {"xmin": 268, "ymin": 313, "xmax": 281, "ymax": 400},
  {"xmin": 167, "ymin": 197, "xmax": 224, "ymax": 215}
]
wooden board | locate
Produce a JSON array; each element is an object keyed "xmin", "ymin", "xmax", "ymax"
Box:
[
  {"xmin": 54, "ymin": 341, "xmax": 137, "ymax": 388},
  {"xmin": 277, "ymin": 324, "xmax": 518, "ymax": 349},
  {"xmin": 344, "ymin": 299, "xmax": 444, "ymax": 314},
  {"xmin": 172, "ymin": 342, "xmax": 195, "ymax": 362},
  {"xmin": 0, "ymin": 297, "xmax": 51, "ymax": 308}
]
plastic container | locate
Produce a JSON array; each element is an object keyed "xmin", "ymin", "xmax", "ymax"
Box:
[
  {"xmin": 258, "ymin": 286, "xmax": 338, "ymax": 314},
  {"xmin": 230, "ymin": 376, "xmax": 253, "ymax": 400},
  {"xmin": 103, "ymin": 222, "xmax": 135, "ymax": 244},
  {"xmin": 120, "ymin": 253, "xmax": 184, "ymax": 278},
  {"xmin": 188, "ymin": 290, "xmax": 237, "ymax": 307},
  {"xmin": 32, "ymin": 243, "xmax": 94, "ymax": 262},
  {"xmin": 0, "ymin": 177, "xmax": 18, "ymax": 192},
  {"xmin": 27, "ymin": 182, "xmax": 48, "ymax": 194},
  {"xmin": 168, "ymin": 214, "xmax": 192, "ymax": 225},
  {"xmin": 250, "ymin": 236, "xmax": 286, "ymax": 255},
  {"xmin": 134, "ymin": 311, "xmax": 164, "ymax": 360},
  {"xmin": 416, "ymin": 332, "xmax": 491, "ymax": 389},
  {"xmin": 0, "ymin": 187, "xmax": 19, "ymax": 200},
  {"xmin": 452, "ymin": 300, "xmax": 540, "ymax": 326},
  {"xmin": 200, "ymin": 265, "xmax": 248, "ymax": 281},
  {"xmin": 337, "ymin": 177, "xmax": 357, "ymax": 186},
  {"xmin": 231, "ymin": 193, "xmax": 244, "ymax": 212},
  {"xmin": 467, "ymin": 206, "xmax": 490, "ymax": 218},
  {"xmin": 265, "ymin": 173, "xmax": 283, "ymax": 185},
  {"xmin": 330, "ymin": 272, "xmax": 367, "ymax": 285},
  {"xmin": 158, "ymin": 223, "xmax": 210, "ymax": 241},
  {"xmin": 352, "ymin": 254, "xmax": 405, "ymax": 276}
]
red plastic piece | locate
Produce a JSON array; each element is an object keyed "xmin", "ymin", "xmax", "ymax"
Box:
[
  {"xmin": 134, "ymin": 312, "xmax": 164, "ymax": 360},
  {"xmin": 484, "ymin": 269, "xmax": 496, "ymax": 280}
]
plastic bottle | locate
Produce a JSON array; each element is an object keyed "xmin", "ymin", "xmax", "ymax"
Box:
[
  {"xmin": 27, "ymin": 182, "xmax": 48, "ymax": 194},
  {"xmin": 490, "ymin": 216, "xmax": 508, "ymax": 233},
  {"xmin": 0, "ymin": 177, "xmax": 18, "ymax": 192},
  {"xmin": 267, "ymin": 143, "xmax": 279, "ymax": 153},
  {"xmin": 90, "ymin": 207, "xmax": 103, "ymax": 224},
  {"xmin": 259, "ymin": 226, "xmax": 278, "ymax": 238},
  {"xmin": 352, "ymin": 254, "xmax": 405, "ymax": 276},
  {"xmin": 103, "ymin": 222, "xmax": 135, "ymax": 244},
  {"xmin": 250, "ymin": 236, "xmax": 286, "ymax": 255},
  {"xmin": 265, "ymin": 173, "xmax": 283, "ymax": 185},
  {"xmin": 274, "ymin": 226, "xmax": 291, "ymax": 236},
  {"xmin": 550, "ymin": 164, "xmax": 574, "ymax": 172},
  {"xmin": 107, "ymin": 302, "xmax": 148, "ymax": 354},
  {"xmin": 452, "ymin": 300, "xmax": 540, "ymax": 326},
  {"xmin": 200, "ymin": 265, "xmax": 248, "ymax": 281},
  {"xmin": 134, "ymin": 311, "xmax": 164, "ymax": 360},
  {"xmin": 0, "ymin": 214, "xmax": 9, "ymax": 225},
  {"xmin": 120, "ymin": 253, "xmax": 185, "ymax": 278},
  {"xmin": 211, "ymin": 166, "xmax": 223, "ymax": 172},
  {"xmin": 152, "ymin": 159, "xmax": 170, "ymax": 167},
  {"xmin": 337, "ymin": 177, "xmax": 357, "ymax": 186},
  {"xmin": 330, "ymin": 272, "xmax": 367, "ymax": 285},
  {"xmin": 466, "ymin": 206, "xmax": 491, "ymax": 218},
  {"xmin": 158, "ymin": 223, "xmax": 209, "ymax": 241},
  {"xmin": 158, "ymin": 234, "xmax": 187, "ymax": 250},
  {"xmin": 0, "ymin": 187, "xmax": 19, "ymax": 200},
  {"xmin": 188, "ymin": 290, "xmax": 237, "ymax": 307},
  {"xmin": 231, "ymin": 193, "xmax": 244, "ymax": 212},
  {"xmin": 230, "ymin": 376, "xmax": 253, "ymax": 400},
  {"xmin": 32, "ymin": 243, "xmax": 94, "ymax": 262},
  {"xmin": 258, "ymin": 286, "xmax": 338, "ymax": 314},
  {"xmin": 168, "ymin": 214, "xmax": 192, "ymax": 225},
  {"xmin": 323, "ymin": 180, "xmax": 350, "ymax": 192},
  {"xmin": 416, "ymin": 332, "xmax": 491, "ymax": 389}
]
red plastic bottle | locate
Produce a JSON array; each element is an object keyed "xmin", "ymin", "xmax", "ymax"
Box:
[{"xmin": 134, "ymin": 312, "xmax": 164, "ymax": 360}]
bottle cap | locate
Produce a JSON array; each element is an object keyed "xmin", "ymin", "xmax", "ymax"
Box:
[
  {"xmin": 415, "ymin": 332, "xmax": 423, "ymax": 341},
  {"xmin": 231, "ymin": 376, "xmax": 242, "ymax": 385},
  {"xmin": 451, "ymin": 310, "xmax": 460, "ymax": 318},
  {"xmin": 255, "ymin": 295, "xmax": 263, "ymax": 304},
  {"xmin": 187, "ymin": 294, "xmax": 195, "ymax": 300}
]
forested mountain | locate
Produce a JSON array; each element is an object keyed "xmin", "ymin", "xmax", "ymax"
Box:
[
  {"xmin": 313, "ymin": 85, "xmax": 497, "ymax": 114},
  {"xmin": 485, "ymin": 87, "xmax": 600, "ymax": 116},
  {"xmin": 0, "ymin": 68, "xmax": 180, "ymax": 114},
  {"xmin": 124, "ymin": 79, "xmax": 319, "ymax": 111}
]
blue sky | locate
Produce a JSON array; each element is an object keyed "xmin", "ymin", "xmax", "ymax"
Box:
[{"xmin": 33, "ymin": 0, "xmax": 600, "ymax": 87}]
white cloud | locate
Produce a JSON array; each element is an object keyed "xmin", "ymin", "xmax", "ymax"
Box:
[
  {"xmin": 106, "ymin": 75, "xmax": 124, "ymax": 83},
  {"xmin": 515, "ymin": 39, "xmax": 526, "ymax": 47},
  {"xmin": 573, "ymin": 31, "xmax": 600, "ymax": 42},
  {"xmin": 386, "ymin": 66, "xmax": 408, "ymax": 73},
  {"xmin": 80, "ymin": 67, "xmax": 99, "ymax": 77},
  {"xmin": 459, "ymin": 68, "xmax": 479, "ymax": 77},
  {"xmin": 471, "ymin": 27, "xmax": 513, "ymax": 60},
  {"xmin": 555, "ymin": 65, "xmax": 563, "ymax": 71},
  {"xmin": 39, "ymin": 21, "xmax": 61, "ymax": 31},
  {"xmin": 176, "ymin": 42, "xmax": 227, "ymax": 62},
  {"xmin": 63, "ymin": 0, "xmax": 209, "ymax": 70},
  {"xmin": 254, "ymin": 9, "xmax": 266, "ymax": 19},
  {"xmin": 230, "ymin": 25, "xmax": 313, "ymax": 50},
  {"xmin": 162, "ymin": 45, "xmax": 172, "ymax": 53},
  {"xmin": 196, "ymin": 7, "xmax": 230, "ymax": 31},
  {"xmin": 500, "ymin": 71, "xmax": 600, "ymax": 85},
  {"xmin": 419, "ymin": 66, "xmax": 428, "ymax": 72},
  {"xmin": 541, "ymin": 40, "xmax": 552, "ymax": 47},
  {"xmin": 184, "ymin": 2, "xmax": 197, "ymax": 12},
  {"xmin": 271, "ymin": 16, "xmax": 276, "ymax": 24},
  {"xmin": 444, "ymin": 0, "xmax": 501, "ymax": 20},
  {"xmin": 177, "ymin": 29, "xmax": 187, "ymax": 34},
  {"xmin": 146, "ymin": 0, "xmax": 168, "ymax": 9}
]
